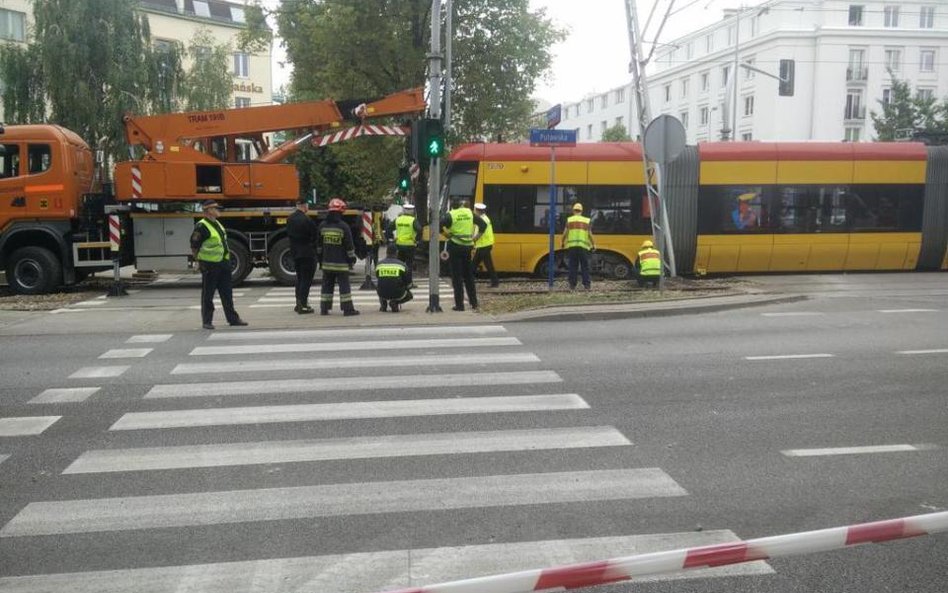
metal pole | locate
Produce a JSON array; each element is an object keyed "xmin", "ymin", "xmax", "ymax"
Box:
[
  {"xmin": 548, "ymin": 147, "xmax": 556, "ymax": 289},
  {"xmin": 426, "ymin": 0, "xmax": 444, "ymax": 313},
  {"xmin": 444, "ymin": 0, "xmax": 452, "ymax": 130},
  {"xmin": 732, "ymin": 8, "xmax": 740, "ymax": 141}
]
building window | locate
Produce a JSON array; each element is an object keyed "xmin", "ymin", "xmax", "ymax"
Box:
[
  {"xmin": 722, "ymin": 65, "xmax": 731, "ymax": 85},
  {"xmin": 845, "ymin": 90, "xmax": 864, "ymax": 119},
  {"xmin": 848, "ymin": 5, "xmax": 863, "ymax": 26},
  {"xmin": 701, "ymin": 71, "xmax": 709, "ymax": 92},
  {"xmin": 615, "ymin": 88, "xmax": 625, "ymax": 103},
  {"xmin": 920, "ymin": 6, "xmax": 935, "ymax": 28},
  {"xmin": 744, "ymin": 57, "xmax": 756, "ymax": 79},
  {"xmin": 686, "ymin": 42, "xmax": 694, "ymax": 59},
  {"xmin": 750, "ymin": 14, "xmax": 759, "ymax": 37},
  {"xmin": 920, "ymin": 49, "xmax": 936, "ymax": 72},
  {"xmin": 884, "ymin": 48, "xmax": 902, "ymax": 73},
  {"xmin": 918, "ymin": 88, "xmax": 935, "ymax": 102},
  {"xmin": 587, "ymin": 98, "xmax": 595, "ymax": 113},
  {"xmin": 744, "ymin": 95, "xmax": 754, "ymax": 116},
  {"xmin": 664, "ymin": 84, "xmax": 672, "ymax": 102},
  {"xmin": 883, "ymin": 6, "xmax": 899, "ymax": 27},
  {"xmin": 680, "ymin": 111, "xmax": 689, "ymax": 129},
  {"xmin": 615, "ymin": 116, "xmax": 624, "ymax": 128},
  {"xmin": 235, "ymin": 97, "xmax": 251, "ymax": 108},
  {"xmin": 727, "ymin": 25, "xmax": 735, "ymax": 46},
  {"xmin": 600, "ymin": 94, "xmax": 608, "ymax": 109},
  {"xmin": 601, "ymin": 121, "xmax": 608, "ymax": 135},
  {"xmin": 741, "ymin": 132, "xmax": 753, "ymax": 141},
  {"xmin": 706, "ymin": 33, "xmax": 714, "ymax": 53},
  {"xmin": 233, "ymin": 52, "xmax": 249, "ymax": 78},
  {"xmin": 230, "ymin": 6, "xmax": 246, "ymax": 23},
  {"xmin": 882, "ymin": 88, "xmax": 892, "ymax": 105},
  {"xmin": 699, "ymin": 106, "xmax": 709, "ymax": 125},
  {"xmin": 0, "ymin": 8, "xmax": 26, "ymax": 42},
  {"xmin": 587, "ymin": 124, "xmax": 593, "ymax": 139},
  {"xmin": 844, "ymin": 127, "xmax": 861, "ymax": 142},
  {"xmin": 681, "ymin": 78, "xmax": 689, "ymax": 99},
  {"xmin": 193, "ymin": 0, "xmax": 211, "ymax": 18}
]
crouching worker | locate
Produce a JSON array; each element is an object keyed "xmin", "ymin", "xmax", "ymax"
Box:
[
  {"xmin": 635, "ymin": 239, "xmax": 662, "ymax": 288},
  {"xmin": 376, "ymin": 244, "xmax": 413, "ymax": 312}
]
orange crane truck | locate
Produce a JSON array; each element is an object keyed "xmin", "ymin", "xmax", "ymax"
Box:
[{"xmin": 0, "ymin": 87, "xmax": 425, "ymax": 293}]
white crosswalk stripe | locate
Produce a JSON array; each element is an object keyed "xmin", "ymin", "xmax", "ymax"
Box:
[
  {"xmin": 190, "ymin": 336, "xmax": 521, "ymax": 356},
  {"xmin": 205, "ymin": 324, "xmax": 507, "ymax": 341},
  {"xmin": 0, "ymin": 416, "xmax": 61, "ymax": 436}
]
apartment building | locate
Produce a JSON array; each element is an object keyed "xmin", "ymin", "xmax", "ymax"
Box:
[
  {"xmin": 0, "ymin": 0, "xmax": 272, "ymax": 121},
  {"xmin": 559, "ymin": 0, "xmax": 948, "ymax": 143}
]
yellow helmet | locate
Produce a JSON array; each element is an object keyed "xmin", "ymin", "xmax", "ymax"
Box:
[
  {"xmin": 572, "ymin": 203, "xmax": 583, "ymax": 212},
  {"xmin": 641, "ymin": 240, "xmax": 654, "ymax": 249}
]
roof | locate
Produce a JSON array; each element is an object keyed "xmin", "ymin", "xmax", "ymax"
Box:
[{"xmin": 449, "ymin": 142, "xmax": 645, "ymax": 162}]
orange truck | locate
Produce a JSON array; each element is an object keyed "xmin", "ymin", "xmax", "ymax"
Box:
[{"xmin": 0, "ymin": 88, "xmax": 425, "ymax": 293}]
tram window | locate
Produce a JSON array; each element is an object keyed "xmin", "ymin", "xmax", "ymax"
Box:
[
  {"xmin": 775, "ymin": 186, "xmax": 810, "ymax": 232},
  {"xmin": 0, "ymin": 143, "xmax": 20, "ymax": 178},
  {"xmin": 446, "ymin": 161, "xmax": 477, "ymax": 201},
  {"xmin": 848, "ymin": 184, "xmax": 923, "ymax": 232},
  {"xmin": 698, "ymin": 185, "xmax": 772, "ymax": 234},
  {"xmin": 27, "ymin": 144, "xmax": 52, "ymax": 174},
  {"xmin": 483, "ymin": 184, "xmax": 539, "ymax": 233},
  {"xmin": 584, "ymin": 185, "xmax": 648, "ymax": 234}
]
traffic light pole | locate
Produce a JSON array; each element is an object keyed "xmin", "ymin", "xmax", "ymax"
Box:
[{"xmin": 426, "ymin": 0, "xmax": 444, "ymax": 313}]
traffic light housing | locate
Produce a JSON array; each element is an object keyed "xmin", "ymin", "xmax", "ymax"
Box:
[
  {"xmin": 397, "ymin": 166, "xmax": 411, "ymax": 192},
  {"xmin": 410, "ymin": 117, "xmax": 445, "ymax": 164},
  {"xmin": 779, "ymin": 59, "xmax": 795, "ymax": 97}
]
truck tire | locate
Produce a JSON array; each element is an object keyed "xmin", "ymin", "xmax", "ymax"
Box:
[
  {"xmin": 267, "ymin": 237, "xmax": 296, "ymax": 286},
  {"xmin": 227, "ymin": 239, "xmax": 252, "ymax": 286},
  {"xmin": 6, "ymin": 246, "xmax": 63, "ymax": 295}
]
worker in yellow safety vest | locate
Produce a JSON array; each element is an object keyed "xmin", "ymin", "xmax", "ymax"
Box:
[
  {"xmin": 473, "ymin": 202, "xmax": 499, "ymax": 287},
  {"xmin": 560, "ymin": 202, "xmax": 595, "ymax": 290},
  {"xmin": 635, "ymin": 239, "xmax": 662, "ymax": 288},
  {"xmin": 189, "ymin": 199, "xmax": 248, "ymax": 330},
  {"xmin": 440, "ymin": 197, "xmax": 486, "ymax": 311},
  {"xmin": 390, "ymin": 203, "xmax": 422, "ymax": 287}
]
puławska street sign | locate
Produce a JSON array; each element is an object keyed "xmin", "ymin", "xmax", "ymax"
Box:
[{"xmin": 529, "ymin": 128, "xmax": 576, "ymax": 147}]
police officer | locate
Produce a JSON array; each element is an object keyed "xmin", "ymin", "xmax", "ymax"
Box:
[
  {"xmin": 636, "ymin": 239, "xmax": 662, "ymax": 288},
  {"xmin": 376, "ymin": 244, "xmax": 413, "ymax": 312},
  {"xmin": 560, "ymin": 202, "xmax": 595, "ymax": 290},
  {"xmin": 190, "ymin": 199, "xmax": 248, "ymax": 329},
  {"xmin": 473, "ymin": 202, "xmax": 499, "ymax": 287},
  {"xmin": 286, "ymin": 197, "xmax": 319, "ymax": 314},
  {"xmin": 392, "ymin": 203, "xmax": 422, "ymax": 287},
  {"xmin": 317, "ymin": 198, "xmax": 360, "ymax": 316},
  {"xmin": 440, "ymin": 197, "xmax": 486, "ymax": 311}
]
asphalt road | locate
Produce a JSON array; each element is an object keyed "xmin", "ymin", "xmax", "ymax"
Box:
[{"xmin": 0, "ymin": 273, "xmax": 945, "ymax": 592}]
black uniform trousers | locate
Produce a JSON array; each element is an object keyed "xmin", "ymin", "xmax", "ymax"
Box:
[
  {"xmin": 395, "ymin": 245, "xmax": 415, "ymax": 285},
  {"xmin": 200, "ymin": 261, "xmax": 240, "ymax": 325},
  {"xmin": 320, "ymin": 270, "xmax": 356, "ymax": 313},
  {"xmin": 294, "ymin": 257, "xmax": 316, "ymax": 308},
  {"xmin": 473, "ymin": 245, "xmax": 499, "ymax": 286},
  {"xmin": 447, "ymin": 241, "xmax": 478, "ymax": 309}
]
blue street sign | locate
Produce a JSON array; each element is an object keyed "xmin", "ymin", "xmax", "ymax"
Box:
[
  {"xmin": 546, "ymin": 104, "xmax": 562, "ymax": 129},
  {"xmin": 530, "ymin": 128, "xmax": 577, "ymax": 147}
]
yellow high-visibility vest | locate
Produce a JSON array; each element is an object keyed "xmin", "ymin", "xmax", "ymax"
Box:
[
  {"xmin": 447, "ymin": 207, "xmax": 475, "ymax": 246},
  {"xmin": 475, "ymin": 214, "xmax": 494, "ymax": 248},
  {"xmin": 638, "ymin": 247, "xmax": 661, "ymax": 276},
  {"xmin": 196, "ymin": 218, "xmax": 229, "ymax": 262},
  {"xmin": 395, "ymin": 214, "xmax": 417, "ymax": 246},
  {"xmin": 565, "ymin": 214, "xmax": 591, "ymax": 250}
]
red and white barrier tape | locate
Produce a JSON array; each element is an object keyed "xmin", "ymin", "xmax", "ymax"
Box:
[
  {"xmin": 130, "ymin": 166, "xmax": 142, "ymax": 199},
  {"xmin": 362, "ymin": 211, "xmax": 373, "ymax": 245},
  {"xmin": 108, "ymin": 214, "xmax": 121, "ymax": 252},
  {"xmin": 376, "ymin": 511, "xmax": 948, "ymax": 593},
  {"xmin": 312, "ymin": 124, "xmax": 408, "ymax": 147}
]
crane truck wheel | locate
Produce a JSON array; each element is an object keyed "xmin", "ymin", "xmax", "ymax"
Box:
[
  {"xmin": 227, "ymin": 239, "xmax": 252, "ymax": 286},
  {"xmin": 6, "ymin": 246, "xmax": 63, "ymax": 295},
  {"xmin": 266, "ymin": 237, "xmax": 296, "ymax": 286}
]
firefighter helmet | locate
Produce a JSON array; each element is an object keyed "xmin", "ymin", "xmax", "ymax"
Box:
[
  {"xmin": 641, "ymin": 239, "xmax": 654, "ymax": 249},
  {"xmin": 328, "ymin": 198, "xmax": 347, "ymax": 212}
]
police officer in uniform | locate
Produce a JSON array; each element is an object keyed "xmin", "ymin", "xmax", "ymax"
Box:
[
  {"xmin": 391, "ymin": 203, "xmax": 422, "ymax": 287},
  {"xmin": 376, "ymin": 244, "xmax": 413, "ymax": 312},
  {"xmin": 635, "ymin": 239, "xmax": 662, "ymax": 288},
  {"xmin": 560, "ymin": 202, "xmax": 596, "ymax": 290},
  {"xmin": 440, "ymin": 197, "xmax": 487, "ymax": 311},
  {"xmin": 286, "ymin": 197, "xmax": 319, "ymax": 314},
  {"xmin": 317, "ymin": 198, "xmax": 360, "ymax": 316},
  {"xmin": 190, "ymin": 199, "xmax": 248, "ymax": 329},
  {"xmin": 472, "ymin": 202, "xmax": 499, "ymax": 287}
]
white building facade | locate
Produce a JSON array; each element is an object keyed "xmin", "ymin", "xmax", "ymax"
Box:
[{"xmin": 558, "ymin": 0, "xmax": 948, "ymax": 143}]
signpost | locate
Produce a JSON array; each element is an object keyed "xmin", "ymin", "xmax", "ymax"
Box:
[
  {"xmin": 643, "ymin": 114, "xmax": 686, "ymax": 292},
  {"xmin": 529, "ymin": 127, "xmax": 576, "ymax": 288}
]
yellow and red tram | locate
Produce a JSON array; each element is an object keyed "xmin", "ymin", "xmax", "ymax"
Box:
[{"xmin": 443, "ymin": 142, "xmax": 948, "ymax": 277}]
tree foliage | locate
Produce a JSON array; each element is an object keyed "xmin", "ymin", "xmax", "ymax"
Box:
[
  {"xmin": 601, "ymin": 124, "xmax": 631, "ymax": 142},
  {"xmin": 870, "ymin": 74, "xmax": 948, "ymax": 141},
  {"xmin": 273, "ymin": 0, "xmax": 563, "ymax": 209},
  {"xmin": 181, "ymin": 29, "xmax": 233, "ymax": 112}
]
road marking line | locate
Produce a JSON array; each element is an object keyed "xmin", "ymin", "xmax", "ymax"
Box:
[
  {"xmin": 172, "ymin": 352, "xmax": 538, "ymax": 375},
  {"xmin": 0, "ymin": 454, "xmax": 8, "ymax": 466},
  {"xmin": 744, "ymin": 353, "xmax": 834, "ymax": 360},
  {"xmin": 146, "ymin": 370, "xmax": 561, "ymax": 399},
  {"xmin": 0, "ymin": 531, "xmax": 770, "ymax": 592},
  {"xmin": 65, "ymin": 426, "xmax": 630, "ymax": 473},
  {"xmin": 206, "ymin": 326, "xmax": 507, "ymax": 341},
  {"xmin": 760, "ymin": 312, "xmax": 824, "ymax": 317},
  {"xmin": 110, "ymin": 393, "xmax": 589, "ymax": 430},
  {"xmin": 781, "ymin": 444, "xmax": 936, "ymax": 457},
  {"xmin": 28, "ymin": 387, "xmax": 100, "ymax": 404},
  {"xmin": 127, "ymin": 334, "xmax": 173, "ymax": 344},
  {"xmin": 0, "ymin": 468, "xmax": 687, "ymax": 537},
  {"xmin": 69, "ymin": 366, "xmax": 130, "ymax": 379},
  {"xmin": 897, "ymin": 348, "xmax": 948, "ymax": 355},
  {"xmin": 877, "ymin": 309, "xmax": 939, "ymax": 313},
  {"xmin": 73, "ymin": 300, "xmax": 106, "ymax": 306},
  {"xmin": 191, "ymin": 336, "xmax": 521, "ymax": 356},
  {"xmin": 0, "ymin": 416, "xmax": 61, "ymax": 437},
  {"xmin": 99, "ymin": 348, "xmax": 153, "ymax": 359}
]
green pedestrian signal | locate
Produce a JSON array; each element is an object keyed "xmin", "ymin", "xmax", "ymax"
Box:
[
  {"xmin": 397, "ymin": 166, "xmax": 411, "ymax": 192},
  {"xmin": 425, "ymin": 118, "xmax": 444, "ymax": 159}
]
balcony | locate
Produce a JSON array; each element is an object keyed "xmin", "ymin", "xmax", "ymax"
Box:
[
  {"xmin": 844, "ymin": 105, "xmax": 866, "ymax": 120},
  {"xmin": 846, "ymin": 66, "xmax": 868, "ymax": 83}
]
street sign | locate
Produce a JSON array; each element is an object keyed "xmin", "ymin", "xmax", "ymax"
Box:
[
  {"xmin": 643, "ymin": 114, "xmax": 686, "ymax": 164},
  {"xmin": 530, "ymin": 128, "xmax": 576, "ymax": 147},
  {"xmin": 546, "ymin": 104, "xmax": 562, "ymax": 129}
]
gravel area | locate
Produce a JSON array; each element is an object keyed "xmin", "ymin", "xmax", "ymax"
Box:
[{"xmin": 0, "ymin": 277, "xmax": 131, "ymax": 311}]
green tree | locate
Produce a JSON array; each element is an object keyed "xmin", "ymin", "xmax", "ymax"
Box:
[
  {"xmin": 871, "ymin": 74, "xmax": 948, "ymax": 140},
  {"xmin": 0, "ymin": 44, "xmax": 46, "ymax": 123},
  {"xmin": 181, "ymin": 29, "xmax": 233, "ymax": 111},
  {"xmin": 601, "ymin": 124, "xmax": 631, "ymax": 142}
]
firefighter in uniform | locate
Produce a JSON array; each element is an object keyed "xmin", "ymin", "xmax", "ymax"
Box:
[
  {"xmin": 316, "ymin": 198, "xmax": 360, "ymax": 316},
  {"xmin": 190, "ymin": 199, "xmax": 248, "ymax": 329},
  {"xmin": 440, "ymin": 197, "xmax": 486, "ymax": 311},
  {"xmin": 635, "ymin": 239, "xmax": 662, "ymax": 288},
  {"xmin": 472, "ymin": 202, "xmax": 499, "ymax": 287},
  {"xmin": 376, "ymin": 244, "xmax": 413, "ymax": 312},
  {"xmin": 561, "ymin": 202, "xmax": 595, "ymax": 290},
  {"xmin": 391, "ymin": 203, "xmax": 422, "ymax": 287},
  {"xmin": 286, "ymin": 197, "xmax": 319, "ymax": 314}
]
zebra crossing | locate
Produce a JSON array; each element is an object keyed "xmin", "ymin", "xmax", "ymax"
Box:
[
  {"xmin": 247, "ymin": 281, "xmax": 454, "ymax": 309},
  {"xmin": 0, "ymin": 324, "xmax": 774, "ymax": 591}
]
